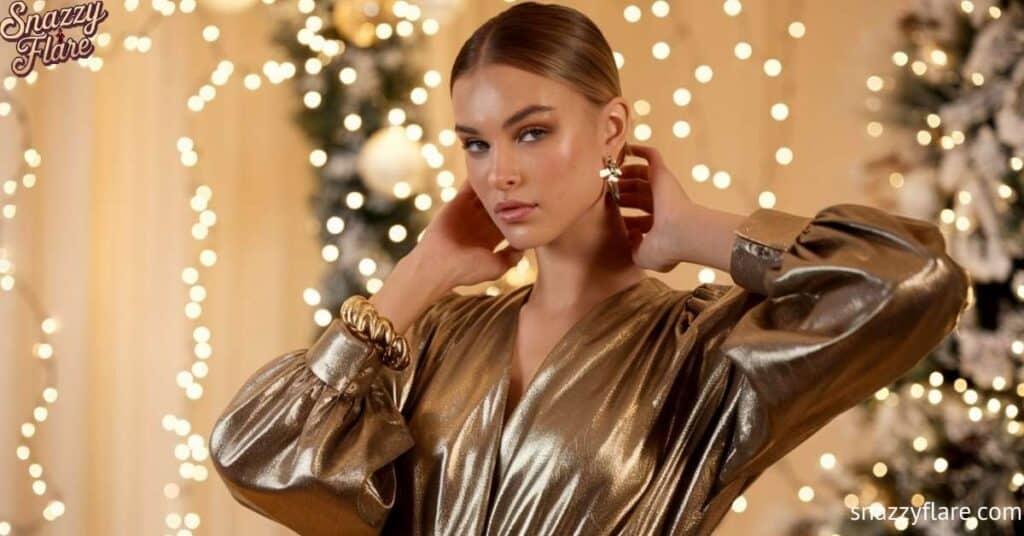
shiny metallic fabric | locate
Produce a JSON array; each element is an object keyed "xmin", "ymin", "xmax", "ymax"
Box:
[{"xmin": 210, "ymin": 203, "xmax": 970, "ymax": 535}]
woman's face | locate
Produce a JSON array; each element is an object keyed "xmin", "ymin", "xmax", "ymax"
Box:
[{"xmin": 452, "ymin": 64, "xmax": 628, "ymax": 251}]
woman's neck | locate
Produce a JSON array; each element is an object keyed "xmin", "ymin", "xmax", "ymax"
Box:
[{"xmin": 527, "ymin": 195, "xmax": 648, "ymax": 312}]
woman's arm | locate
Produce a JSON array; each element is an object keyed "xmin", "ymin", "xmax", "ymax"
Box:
[
  {"xmin": 209, "ymin": 179, "xmax": 519, "ymax": 534},
  {"xmin": 369, "ymin": 249, "xmax": 459, "ymax": 334},
  {"xmin": 210, "ymin": 171, "xmax": 534, "ymax": 534},
  {"xmin": 707, "ymin": 203, "xmax": 971, "ymax": 489},
  {"xmin": 664, "ymin": 202, "xmax": 749, "ymax": 272},
  {"xmin": 209, "ymin": 252, "xmax": 462, "ymax": 535}
]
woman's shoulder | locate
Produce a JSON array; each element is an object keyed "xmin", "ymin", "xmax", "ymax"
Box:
[
  {"xmin": 640, "ymin": 278, "xmax": 753, "ymax": 335},
  {"xmin": 646, "ymin": 278, "xmax": 735, "ymax": 310},
  {"xmin": 681, "ymin": 281, "xmax": 738, "ymax": 314},
  {"xmin": 421, "ymin": 286, "xmax": 521, "ymax": 324},
  {"xmin": 422, "ymin": 289, "xmax": 490, "ymax": 320}
]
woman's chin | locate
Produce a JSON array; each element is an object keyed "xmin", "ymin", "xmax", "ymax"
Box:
[{"xmin": 502, "ymin": 229, "xmax": 541, "ymax": 251}]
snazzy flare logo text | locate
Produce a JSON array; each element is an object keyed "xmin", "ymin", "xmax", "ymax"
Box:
[{"xmin": 0, "ymin": 0, "xmax": 108, "ymax": 77}]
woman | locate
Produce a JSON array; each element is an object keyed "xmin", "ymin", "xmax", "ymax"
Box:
[{"xmin": 209, "ymin": 2, "xmax": 971, "ymax": 535}]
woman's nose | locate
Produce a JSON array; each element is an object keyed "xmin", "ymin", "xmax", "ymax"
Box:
[{"xmin": 489, "ymin": 151, "xmax": 521, "ymax": 190}]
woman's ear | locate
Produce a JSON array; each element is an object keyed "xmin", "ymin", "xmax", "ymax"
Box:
[{"xmin": 600, "ymin": 96, "xmax": 630, "ymax": 164}]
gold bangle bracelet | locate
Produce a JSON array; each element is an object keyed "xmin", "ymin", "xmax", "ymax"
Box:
[{"xmin": 339, "ymin": 295, "xmax": 411, "ymax": 371}]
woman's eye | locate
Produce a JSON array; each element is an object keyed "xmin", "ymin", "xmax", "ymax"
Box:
[
  {"xmin": 519, "ymin": 127, "xmax": 547, "ymax": 142},
  {"xmin": 462, "ymin": 139, "xmax": 486, "ymax": 152},
  {"xmin": 461, "ymin": 128, "xmax": 548, "ymax": 153}
]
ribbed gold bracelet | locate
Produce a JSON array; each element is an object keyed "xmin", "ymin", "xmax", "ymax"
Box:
[{"xmin": 339, "ymin": 295, "xmax": 411, "ymax": 371}]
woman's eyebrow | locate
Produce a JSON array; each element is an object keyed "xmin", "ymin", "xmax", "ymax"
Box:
[{"xmin": 454, "ymin": 104, "xmax": 555, "ymax": 135}]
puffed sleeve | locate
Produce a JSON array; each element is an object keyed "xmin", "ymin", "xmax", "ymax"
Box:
[
  {"xmin": 715, "ymin": 203, "xmax": 971, "ymax": 488},
  {"xmin": 209, "ymin": 290, "xmax": 466, "ymax": 536}
]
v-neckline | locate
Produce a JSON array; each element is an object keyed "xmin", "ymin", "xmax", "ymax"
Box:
[{"xmin": 499, "ymin": 276, "xmax": 656, "ymax": 431}]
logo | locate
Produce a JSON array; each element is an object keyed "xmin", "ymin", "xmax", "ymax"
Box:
[{"xmin": 0, "ymin": 0, "xmax": 109, "ymax": 77}]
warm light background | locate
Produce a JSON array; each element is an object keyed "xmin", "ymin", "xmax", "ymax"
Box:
[{"xmin": 1, "ymin": 0, "xmax": 912, "ymax": 534}]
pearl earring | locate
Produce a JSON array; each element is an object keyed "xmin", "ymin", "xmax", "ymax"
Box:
[{"xmin": 599, "ymin": 155, "xmax": 622, "ymax": 203}]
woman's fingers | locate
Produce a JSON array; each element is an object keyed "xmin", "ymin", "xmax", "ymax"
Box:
[
  {"xmin": 619, "ymin": 163, "xmax": 649, "ymax": 179},
  {"xmin": 625, "ymin": 144, "xmax": 671, "ymax": 189},
  {"xmin": 616, "ymin": 178, "xmax": 654, "ymax": 213},
  {"xmin": 626, "ymin": 143, "xmax": 663, "ymax": 168},
  {"xmin": 616, "ymin": 177, "xmax": 650, "ymax": 192},
  {"xmin": 623, "ymin": 214, "xmax": 654, "ymax": 233},
  {"xmin": 627, "ymin": 228, "xmax": 644, "ymax": 251},
  {"xmin": 617, "ymin": 192, "xmax": 653, "ymax": 213}
]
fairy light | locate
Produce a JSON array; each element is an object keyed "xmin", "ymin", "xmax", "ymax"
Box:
[
  {"xmin": 723, "ymin": 0, "xmax": 742, "ymax": 17},
  {"xmin": 798, "ymin": 485, "xmax": 815, "ymax": 502},
  {"xmin": 624, "ymin": 4, "xmax": 642, "ymax": 23},
  {"xmin": 638, "ymin": 0, "xmax": 810, "ymax": 252},
  {"xmin": 613, "ymin": 0, "xmax": 808, "ymax": 274},
  {"xmin": 757, "ymin": 2, "xmax": 805, "ymax": 212},
  {"xmin": 672, "ymin": 120, "xmax": 691, "ymax": 139},
  {"xmin": 1, "ymin": 89, "xmax": 67, "ymax": 531},
  {"xmin": 734, "ymin": 41, "xmax": 753, "ymax": 60},
  {"xmin": 694, "ymin": 64, "xmax": 714, "ymax": 83},
  {"xmin": 649, "ymin": 41, "xmax": 669, "ymax": 60},
  {"xmin": 1, "ymin": 288, "xmax": 67, "ymax": 530},
  {"xmin": 166, "ymin": 130, "xmax": 219, "ymax": 530},
  {"xmin": 160, "ymin": 7, "xmax": 286, "ymax": 528}
]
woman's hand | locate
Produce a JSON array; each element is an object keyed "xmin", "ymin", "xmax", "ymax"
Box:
[
  {"xmin": 617, "ymin": 143, "xmax": 749, "ymax": 273},
  {"xmin": 372, "ymin": 181, "xmax": 522, "ymax": 332},
  {"xmin": 413, "ymin": 180, "xmax": 525, "ymax": 288},
  {"xmin": 616, "ymin": 143, "xmax": 697, "ymax": 272}
]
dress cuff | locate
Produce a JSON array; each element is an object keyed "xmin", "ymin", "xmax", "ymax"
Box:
[
  {"xmin": 304, "ymin": 319, "xmax": 385, "ymax": 399},
  {"xmin": 729, "ymin": 207, "xmax": 813, "ymax": 295}
]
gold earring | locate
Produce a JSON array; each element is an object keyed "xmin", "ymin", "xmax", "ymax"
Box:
[{"xmin": 599, "ymin": 155, "xmax": 622, "ymax": 203}]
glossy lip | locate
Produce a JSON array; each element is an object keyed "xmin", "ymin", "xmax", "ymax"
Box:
[
  {"xmin": 495, "ymin": 202, "xmax": 537, "ymax": 223},
  {"xmin": 494, "ymin": 199, "xmax": 536, "ymax": 212}
]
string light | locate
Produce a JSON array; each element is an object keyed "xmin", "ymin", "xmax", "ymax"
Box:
[
  {"xmin": 161, "ymin": 18, "xmax": 267, "ymax": 523},
  {"xmin": 1, "ymin": 0, "xmax": 218, "ymax": 529},
  {"xmin": 163, "ymin": 132, "xmax": 220, "ymax": 531},
  {"xmin": 659, "ymin": 0, "xmax": 805, "ymax": 222},
  {"xmin": 631, "ymin": 1, "xmax": 805, "ymax": 288},
  {"xmin": 0, "ymin": 88, "xmax": 67, "ymax": 532}
]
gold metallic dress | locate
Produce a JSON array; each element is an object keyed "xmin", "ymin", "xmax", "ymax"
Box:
[{"xmin": 209, "ymin": 203, "xmax": 971, "ymax": 535}]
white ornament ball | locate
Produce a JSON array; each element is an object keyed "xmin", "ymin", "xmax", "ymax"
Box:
[
  {"xmin": 357, "ymin": 126, "xmax": 426, "ymax": 197},
  {"xmin": 201, "ymin": 0, "xmax": 258, "ymax": 13},
  {"xmin": 896, "ymin": 170, "xmax": 940, "ymax": 220}
]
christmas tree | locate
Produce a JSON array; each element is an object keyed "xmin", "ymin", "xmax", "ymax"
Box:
[
  {"xmin": 272, "ymin": 0, "xmax": 461, "ymax": 333},
  {"xmin": 787, "ymin": 0, "xmax": 1024, "ymax": 534}
]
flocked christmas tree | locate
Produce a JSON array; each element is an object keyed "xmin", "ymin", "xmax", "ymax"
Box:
[
  {"xmin": 272, "ymin": 0, "xmax": 465, "ymax": 333},
  {"xmin": 787, "ymin": 0, "xmax": 1024, "ymax": 534}
]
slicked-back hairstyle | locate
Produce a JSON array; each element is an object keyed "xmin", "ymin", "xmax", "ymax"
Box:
[{"xmin": 449, "ymin": 1, "xmax": 622, "ymax": 107}]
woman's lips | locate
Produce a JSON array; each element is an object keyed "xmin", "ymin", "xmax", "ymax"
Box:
[{"xmin": 497, "ymin": 204, "xmax": 536, "ymax": 223}]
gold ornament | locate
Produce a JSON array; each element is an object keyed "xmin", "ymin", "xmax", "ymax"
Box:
[{"xmin": 332, "ymin": 0, "xmax": 397, "ymax": 48}]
